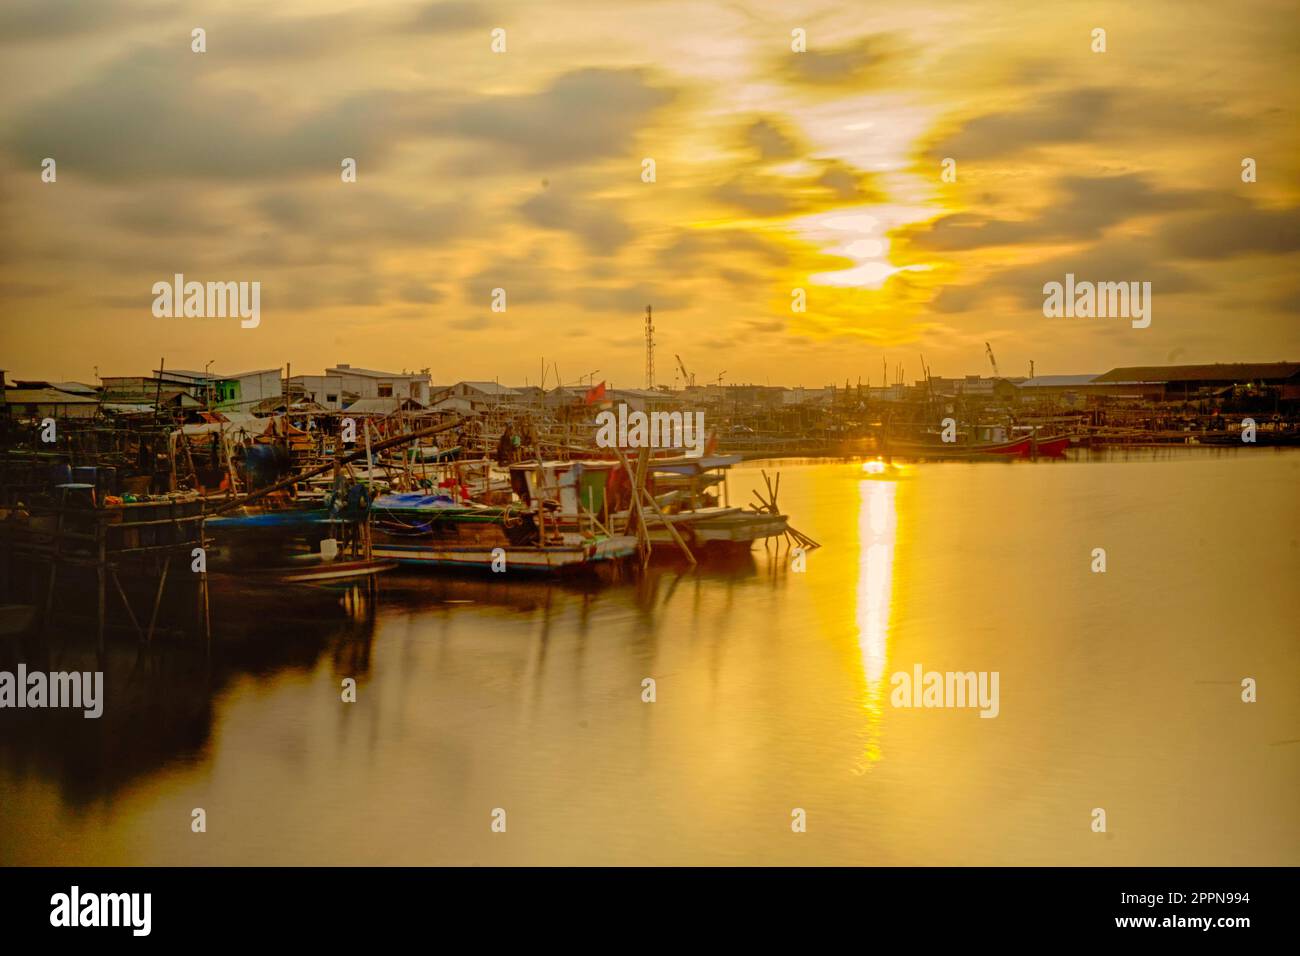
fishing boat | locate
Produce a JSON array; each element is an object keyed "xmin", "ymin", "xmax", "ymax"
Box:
[
  {"xmin": 264, "ymin": 552, "xmax": 398, "ymax": 585},
  {"xmin": 883, "ymin": 432, "xmax": 1070, "ymax": 460},
  {"xmin": 205, "ymin": 507, "xmax": 396, "ymax": 587},
  {"xmin": 508, "ymin": 456, "xmax": 790, "ymax": 554},
  {"xmin": 638, "ymin": 455, "xmax": 789, "ymax": 550},
  {"xmin": 1030, "ymin": 435, "xmax": 1071, "ymax": 457},
  {"xmin": 367, "ymin": 492, "xmax": 637, "ymax": 572}
]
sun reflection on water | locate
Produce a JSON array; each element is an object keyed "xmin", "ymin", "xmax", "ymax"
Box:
[{"xmin": 854, "ymin": 474, "xmax": 899, "ymax": 770}]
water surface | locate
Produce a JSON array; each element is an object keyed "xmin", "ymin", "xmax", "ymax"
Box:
[{"xmin": 3, "ymin": 449, "xmax": 1297, "ymax": 865}]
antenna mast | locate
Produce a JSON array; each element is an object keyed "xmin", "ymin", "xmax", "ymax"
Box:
[{"xmin": 644, "ymin": 305, "xmax": 655, "ymax": 389}]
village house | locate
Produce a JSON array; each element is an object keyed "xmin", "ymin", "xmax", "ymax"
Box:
[{"xmin": 287, "ymin": 366, "xmax": 431, "ymax": 411}]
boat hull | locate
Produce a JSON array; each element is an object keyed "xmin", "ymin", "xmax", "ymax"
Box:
[
  {"xmin": 370, "ymin": 535, "xmax": 638, "ymax": 572},
  {"xmin": 886, "ymin": 434, "xmax": 1071, "ymax": 459},
  {"xmin": 646, "ymin": 508, "xmax": 789, "ymax": 548}
]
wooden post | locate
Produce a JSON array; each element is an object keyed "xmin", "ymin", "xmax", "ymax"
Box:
[
  {"xmin": 614, "ymin": 447, "xmax": 651, "ymax": 566},
  {"xmin": 198, "ymin": 514, "xmax": 210, "ymax": 650},
  {"xmin": 43, "ymin": 496, "xmax": 66, "ymax": 632},
  {"xmin": 146, "ymin": 558, "xmax": 170, "ymax": 644},
  {"xmin": 640, "ymin": 484, "xmax": 695, "ymax": 564},
  {"xmin": 220, "ymin": 422, "xmax": 239, "ymax": 496},
  {"xmin": 96, "ymin": 517, "xmax": 106, "ymax": 653},
  {"xmin": 110, "ymin": 569, "xmax": 143, "ymax": 640},
  {"xmin": 180, "ymin": 429, "xmax": 199, "ymax": 490}
]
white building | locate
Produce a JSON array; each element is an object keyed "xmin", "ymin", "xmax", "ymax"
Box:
[
  {"xmin": 222, "ymin": 369, "xmax": 283, "ymax": 410},
  {"xmin": 429, "ymin": 381, "xmax": 521, "ymax": 413},
  {"xmin": 293, "ymin": 365, "xmax": 432, "ymax": 411},
  {"xmin": 159, "ymin": 368, "xmax": 282, "ymax": 411}
]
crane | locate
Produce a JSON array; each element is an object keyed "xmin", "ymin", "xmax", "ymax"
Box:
[
  {"xmin": 675, "ymin": 353, "xmax": 695, "ymax": 388},
  {"xmin": 985, "ymin": 341, "xmax": 1000, "ymax": 378}
]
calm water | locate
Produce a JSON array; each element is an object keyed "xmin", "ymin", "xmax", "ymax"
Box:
[{"xmin": 3, "ymin": 449, "xmax": 1298, "ymax": 865}]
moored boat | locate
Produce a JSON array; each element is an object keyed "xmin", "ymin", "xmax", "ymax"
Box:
[
  {"xmin": 508, "ymin": 455, "xmax": 790, "ymax": 555},
  {"xmin": 883, "ymin": 433, "xmax": 1072, "ymax": 460},
  {"xmin": 367, "ymin": 492, "xmax": 637, "ymax": 573}
]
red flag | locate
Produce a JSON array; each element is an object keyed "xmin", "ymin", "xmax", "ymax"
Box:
[{"xmin": 583, "ymin": 381, "xmax": 607, "ymax": 405}]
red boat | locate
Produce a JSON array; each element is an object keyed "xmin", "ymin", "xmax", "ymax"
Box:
[
  {"xmin": 884, "ymin": 434, "xmax": 1071, "ymax": 460},
  {"xmin": 1030, "ymin": 435, "xmax": 1071, "ymax": 458}
]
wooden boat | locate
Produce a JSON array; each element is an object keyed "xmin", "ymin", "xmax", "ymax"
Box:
[
  {"xmin": 1031, "ymin": 435, "xmax": 1071, "ymax": 457},
  {"xmin": 644, "ymin": 506, "xmax": 789, "ymax": 548},
  {"xmin": 205, "ymin": 507, "xmax": 395, "ymax": 584},
  {"xmin": 367, "ymin": 492, "xmax": 637, "ymax": 572},
  {"xmin": 267, "ymin": 554, "xmax": 397, "ymax": 585},
  {"xmin": 884, "ymin": 434, "xmax": 1070, "ymax": 460},
  {"xmin": 508, "ymin": 456, "xmax": 790, "ymax": 554},
  {"xmin": 639, "ymin": 456, "xmax": 788, "ymax": 550}
]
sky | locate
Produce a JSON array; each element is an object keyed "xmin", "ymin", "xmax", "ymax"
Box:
[{"xmin": 1, "ymin": 0, "xmax": 1297, "ymax": 388}]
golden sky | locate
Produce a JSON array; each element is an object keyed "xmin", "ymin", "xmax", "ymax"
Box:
[{"xmin": 1, "ymin": 0, "xmax": 1297, "ymax": 386}]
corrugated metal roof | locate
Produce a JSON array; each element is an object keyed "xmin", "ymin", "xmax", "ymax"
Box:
[
  {"xmin": 1094, "ymin": 363, "xmax": 1300, "ymax": 384},
  {"xmin": 3, "ymin": 388, "xmax": 98, "ymax": 403},
  {"xmin": 455, "ymin": 381, "xmax": 520, "ymax": 395},
  {"xmin": 327, "ymin": 365, "xmax": 427, "ymax": 379},
  {"xmin": 345, "ymin": 397, "xmax": 424, "ymax": 413},
  {"xmin": 1019, "ymin": 375, "xmax": 1100, "ymax": 388}
]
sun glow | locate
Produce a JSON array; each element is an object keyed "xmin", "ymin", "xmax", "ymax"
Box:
[{"xmin": 854, "ymin": 477, "xmax": 899, "ymax": 768}]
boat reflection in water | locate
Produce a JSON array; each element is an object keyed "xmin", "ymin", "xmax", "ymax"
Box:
[{"xmin": 3, "ymin": 453, "xmax": 1297, "ymax": 866}]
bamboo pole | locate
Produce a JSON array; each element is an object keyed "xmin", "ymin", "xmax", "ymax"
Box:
[
  {"xmin": 110, "ymin": 568, "xmax": 143, "ymax": 639},
  {"xmin": 613, "ymin": 448, "xmax": 651, "ymax": 566},
  {"xmin": 639, "ymin": 485, "xmax": 695, "ymax": 565},
  {"xmin": 199, "ymin": 515, "xmax": 210, "ymax": 649},
  {"xmin": 146, "ymin": 557, "xmax": 170, "ymax": 644}
]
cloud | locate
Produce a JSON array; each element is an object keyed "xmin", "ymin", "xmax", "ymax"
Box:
[
  {"xmin": 5, "ymin": 45, "xmax": 440, "ymax": 181},
  {"xmin": 778, "ymin": 33, "xmax": 910, "ymax": 89},
  {"xmin": 571, "ymin": 284, "xmax": 687, "ymax": 313},
  {"xmin": 397, "ymin": 281, "xmax": 445, "ymax": 305},
  {"xmin": 940, "ymin": 238, "xmax": 1206, "ymax": 315},
  {"xmin": 405, "ymin": 1, "xmax": 496, "ymax": 33},
  {"xmin": 815, "ymin": 159, "xmax": 885, "ymax": 202},
  {"xmin": 655, "ymin": 229, "xmax": 788, "ymax": 272},
  {"xmin": 742, "ymin": 118, "xmax": 804, "ymax": 161},
  {"xmin": 905, "ymin": 174, "xmax": 1196, "ymax": 251},
  {"xmin": 449, "ymin": 68, "xmax": 677, "ymax": 168},
  {"xmin": 447, "ymin": 315, "xmax": 497, "ymax": 331},
  {"xmin": 927, "ymin": 89, "xmax": 1114, "ymax": 160},
  {"xmin": 712, "ymin": 161, "xmax": 885, "ymax": 217},
  {"xmin": 1159, "ymin": 201, "xmax": 1300, "ymax": 260},
  {"xmin": 0, "ymin": 0, "xmax": 170, "ymax": 43},
  {"xmin": 518, "ymin": 187, "xmax": 633, "ymax": 254},
  {"xmin": 714, "ymin": 175, "xmax": 804, "ymax": 216}
]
